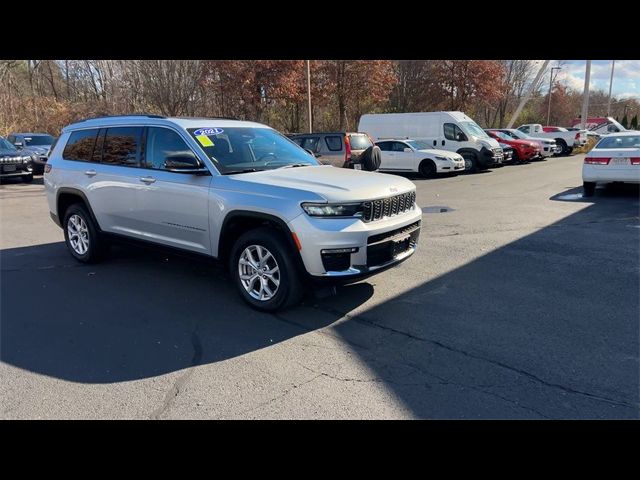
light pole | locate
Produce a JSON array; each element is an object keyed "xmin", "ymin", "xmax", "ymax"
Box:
[
  {"xmin": 580, "ymin": 60, "xmax": 592, "ymax": 130},
  {"xmin": 546, "ymin": 66, "xmax": 562, "ymax": 126},
  {"xmin": 306, "ymin": 60, "xmax": 312, "ymax": 133},
  {"xmin": 606, "ymin": 60, "xmax": 615, "ymax": 117}
]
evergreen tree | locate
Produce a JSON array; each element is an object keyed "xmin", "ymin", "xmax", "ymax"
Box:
[{"xmin": 621, "ymin": 114, "xmax": 629, "ymax": 128}]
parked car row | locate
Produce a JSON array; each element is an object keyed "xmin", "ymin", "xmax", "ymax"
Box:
[{"xmin": 0, "ymin": 132, "xmax": 56, "ymax": 182}]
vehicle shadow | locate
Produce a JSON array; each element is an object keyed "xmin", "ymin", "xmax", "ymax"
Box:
[
  {"xmin": 0, "ymin": 176, "xmax": 44, "ymax": 186},
  {"xmin": 0, "ymin": 241, "xmax": 373, "ymax": 383},
  {"xmin": 311, "ymin": 183, "xmax": 638, "ymax": 418}
]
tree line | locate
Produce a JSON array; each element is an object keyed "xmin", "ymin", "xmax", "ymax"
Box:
[{"xmin": 1, "ymin": 60, "xmax": 638, "ymax": 136}]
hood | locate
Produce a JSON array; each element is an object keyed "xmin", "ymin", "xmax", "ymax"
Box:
[
  {"xmin": 478, "ymin": 137, "xmax": 500, "ymax": 149},
  {"xmin": 416, "ymin": 149, "xmax": 462, "ymax": 159},
  {"xmin": 217, "ymin": 165, "xmax": 416, "ymax": 203},
  {"xmin": 0, "ymin": 149, "xmax": 26, "ymax": 157},
  {"xmin": 529, "ymin": 137, "xmax": 555, "ymax": 145},
  {"xmin": 23, "ymin": 145, "xmax": 50, "ymax": 154}
]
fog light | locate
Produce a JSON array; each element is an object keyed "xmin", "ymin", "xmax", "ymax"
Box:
[{"xmin": 321, "ymin": 247, "xmax": 358, "ymax": 254}]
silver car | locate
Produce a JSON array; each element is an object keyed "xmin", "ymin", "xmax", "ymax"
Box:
[{"xmin": 45, "ymin": 115, "xmax": 422, "ymax": 311}]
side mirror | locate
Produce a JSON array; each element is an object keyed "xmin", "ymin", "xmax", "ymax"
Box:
[
  {"xmin": 304, "ymin": 148, "xmax": 321, "ymax": 158},
  {"xmin": 14, "ymin": 141, "xmax": 23, "ymax": 149},
  {"xmin": 164, "ymin": 155, "xmax": 208, "ymax": 174},
  {"xmin": 403, "ymin": 147, "xmax": 412, "ymax": 153},
  {"xmin": 456, "ymin": 132, "xmax": 466, "ymax": 142}
]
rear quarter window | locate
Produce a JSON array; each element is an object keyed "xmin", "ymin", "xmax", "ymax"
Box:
[
  {"xmin": 62, "ymin": 129, "xmax": 100, "ymax": 162},
  {"xmin": 325, "ymin": 136, "xmax": 343, "ymax": 151}
]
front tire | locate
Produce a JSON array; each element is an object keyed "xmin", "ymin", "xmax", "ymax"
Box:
[
  {"xmin": 556, "ymin": 139, "xmax": 569, "ymax": 156},
  {"xmin": 462, "ymin": 152, "xmax": 478, "ymax": 173},
  {"xmin": 583, "ymin": 181, "xmax": 596, "ymax": 197},
  {"xmin": 419, "ymin": 159, "xmax": 437, "ymax": 178},
  {"xmin": 230, "ymin": 228, "xmax": 303, "ymax": 312},
  {"xmin": 63, "ymin": 204, "xmax": 104, "ymax": 263}
]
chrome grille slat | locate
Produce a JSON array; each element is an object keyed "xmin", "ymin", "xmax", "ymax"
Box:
[{"xmin": 362, "ymin": 191, "xmax": 416, "ymax": 222}]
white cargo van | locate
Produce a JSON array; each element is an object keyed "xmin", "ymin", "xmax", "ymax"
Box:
[{"xmin": 358, "ymin": 111, "xmax": 503, "ymax": 172}]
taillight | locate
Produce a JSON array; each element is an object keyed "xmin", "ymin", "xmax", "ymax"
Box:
[
  {"xmin": 575, "ymin": 132, "xmax": 580, "ymax": 139},
  {"xmin": 344, "ymin": 135, "xmax": 351, "ymax": 162},
  {"xmin": 631, "ymin": 158, "xmax": 640, "ymax": 165},
  {"xmin": 584, "ymin": 157, "xmax": 610, "ymax": 165},
  {"xmin": 44, "ymin": 164, "xmax": 52, "ymax": 173}
]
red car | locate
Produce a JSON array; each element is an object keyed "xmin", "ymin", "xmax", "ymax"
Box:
[
  {"xmin": 543, "ymin": 126, "xmax": 565, "ymax": 132},
  {"xmin": 485, "ymin": 130, "xmax": 541, "ymax": 163}
]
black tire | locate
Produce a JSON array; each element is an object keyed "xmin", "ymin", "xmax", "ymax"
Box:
[
  {"xmin": 359, "ymin": 145, "xmax": 382, "ymax": 171},
  {"xmin": 556, "ymin": 139, "xmax": 568, "ymax": 156},
  {"xmin": 512, "ymin": 150, "xmax": 520, "ymax": 164},
  {"xmin": 229, "ymin": 227, "xmax": 304, "ymax": 312},
  {"xmin": 566, "ymin": 147, "xmax": 574, "ymax": 156},
  {"xmin": 63, "ymin": 203, "xmax": 105, "ymax": 263},
  {"xmin": 583, "ymin": 181, "xmax": 596, "ymax": 197},
  {"xmin": 461, "ymin": 152, "xmax": 478, "ymax": 173},
  {"xmin": 418, "ymin": 159, "xmax": 437, "ymax": 178},
  {"xmin": 22, "ymin": 174, "xmax": 33, "ymax": 183}
]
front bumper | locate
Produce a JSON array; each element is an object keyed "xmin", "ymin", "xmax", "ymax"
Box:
[
  {"xmin": 436, "ymin": 159, "xmax": 465, "ymax": 172},
  {"xmin": 289, "ymin": 206, "xmax": 423, "ymax": 277},
  {"xmin": 0, "ymin": 163, "xmax": 32, "ymax": 178}
]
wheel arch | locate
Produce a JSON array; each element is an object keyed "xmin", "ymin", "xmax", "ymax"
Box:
[{"xmin": 56, "ymin": 188, "xmax": 102, "ymax": 231}]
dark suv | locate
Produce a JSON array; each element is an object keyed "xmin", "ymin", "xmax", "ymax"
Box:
[
  {"xmin": 288, "ymin": 132, "xmax": 381, "ymax": 171},
  {"xmin": 7, "ymin": 132, "xmax": 56, "ymax": 174},
  {"xmin": 0, "ymin": 137, "xmax": 34, "ymax": 182}
]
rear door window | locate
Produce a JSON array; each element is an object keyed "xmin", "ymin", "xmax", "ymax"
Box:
[
  {"xmin": 62, "ymin": 129, "xmax": 100, "ymax": 162},
  {"xmin": 102, "ymin": 127, "xmax": 143, "ymax": 167},
  {"xmin": 300, "ymin": 137, "xmax": 320, "ymax": 152},
  {"xmin": 325, "ymin": 135, "xmax": 343, "ymax": 151}
]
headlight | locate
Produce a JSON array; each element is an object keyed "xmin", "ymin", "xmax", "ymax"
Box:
[
  {"xmin": 23, "ymin": 156, "xmax": 31, "ymax": 163},
  {"xmin": 301, "ymin": 202, "xmax": 364, "ymax": 218},
  {"xmin": 435, "ymin": 156, "xmax": 449, "ymax": 161}
]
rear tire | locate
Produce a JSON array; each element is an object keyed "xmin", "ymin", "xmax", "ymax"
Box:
[
  {"xmin": 418, "ymin": 159, "xmax": 437, "ymax": 178},
  {"xmin": 229, "ymin": 227, "xmax": 304, "ymax": 312},
  {"xmin": 63, "ymin": 203, "xmax": 105, "ymax": 263},
  {"xmin": 583, "ymin": 181, "xmax": 596, "ymax": 197}
]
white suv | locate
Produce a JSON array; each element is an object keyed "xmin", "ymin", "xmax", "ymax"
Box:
[{"xmin": 44, "ymin": 115, "xmax": 422, "ymax": 311}]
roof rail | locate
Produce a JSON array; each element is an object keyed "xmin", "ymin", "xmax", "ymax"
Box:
[{"xmin": 77, "ymin": 113, "xmax": 166, "ymax": 123}]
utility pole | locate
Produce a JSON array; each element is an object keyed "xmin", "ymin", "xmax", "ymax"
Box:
[
  {"xmin": 306, "ymin": 60, "xmax": 312, "ymax": 133},
  {"xmin": 607, "ymin": 60, "xmax": 615, "ymax": 117},
  {"xmin": 546, "ymin": 66, "xmax": 562, "ymax": 126},
  {"xmin": 580, "ymin": 60, "xmax": 592, "ymax": 130},
  {"xmin": 506, "ymin": 60, "xmax": 550, "ymax": 128}
]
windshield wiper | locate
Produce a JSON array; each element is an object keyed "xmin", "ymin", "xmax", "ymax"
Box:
[
  {"xmin": 275, "ymin": 163, "xmax": 313, "ymax": 169},
  {"xmin": 222, "ymin": 168, "xmax": 265, "ymax": 175}
]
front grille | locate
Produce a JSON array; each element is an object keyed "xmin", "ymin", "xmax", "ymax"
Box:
[
  {"xmin": 362, "ymin": 191, "xmax": 416, "ymax": 222},
  {"xmin": 492, "ymin": 147, "xmax": 504, "ymax": 157},
  {"xmin": 368, "ymin": 220, "xmax": 421, "ymax": 245},
  {"xmin": 0, "ymin": 157, "xmax": 26, "ymax": 165}
]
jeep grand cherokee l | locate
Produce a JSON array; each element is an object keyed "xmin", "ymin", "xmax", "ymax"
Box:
[{"xmin": 45, "ymin": 115, "xmax": 422, "ymax": 311}]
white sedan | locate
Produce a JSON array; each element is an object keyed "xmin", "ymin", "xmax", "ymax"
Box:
[
  {"xmin": 375, "ymin": 139, "xmax": 465, "ymax": 177},
  {"xmin": 583, "ymin": 132, "xmax": 640, "ymax": 196}
]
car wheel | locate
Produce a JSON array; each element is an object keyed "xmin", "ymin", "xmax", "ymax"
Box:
[
  {"xmin": 556, "ymin": 139, "xmax": 568, "ymax": 156},
  {"xmin": 566, "ymin": 147, "xmax": 574, "ymax": 156},
  {"xmin": 512, "ymin": 150, "xmax": 520, "ymax": 164},
  {"xmin": 22, "ymin": 174, "xmax": 33, "ymax": 183},
  {"xmin": 230, "ymin": 228, "xmax": 303, "ymax": 312},
  {"xmin": 418, "ymin": 159, "xmax": 437, "ymax": 178},
  {"xmin": 462, "ymin": 153, "xmax": 478, "ymax": 173},
  {"xmin": 63, "ymin": 204, "xmax": 104, "ymax": 263},
  {"xmin": 583, "ymin": 181, "xmax": 596, "ymax": 197}
]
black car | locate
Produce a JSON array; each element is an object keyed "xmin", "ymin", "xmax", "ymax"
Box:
[
  {"xmin": 498, "ymin": 142, "xmax": 514, "ymax": 164},
  {"xmin": 0, "ymin": 137, "xmax": 34, "ymax": 182},
  {"xmin": 7, "ymin": 132, "xmax": 56, "ymax": 174}
]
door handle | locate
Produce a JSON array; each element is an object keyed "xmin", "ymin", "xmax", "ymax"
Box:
[
  {"xmin": 139, "ymin": 176, "xmax": 156, "ymax": 184},
  {"xmin": 84, "ymin": 169, "xmax": 97, "ymax": 177},
  {"xmin": 442, "ymin": 140, "xmax": 445, "ymax": 146},
  {"xmin": 433, "ymin": 140, "xmax": 437, "ymax": 146}
]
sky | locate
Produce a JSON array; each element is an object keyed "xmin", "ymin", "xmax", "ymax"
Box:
[{"xmin": 543, "ymin": 60, "xmax": 639, "ymax": 100}]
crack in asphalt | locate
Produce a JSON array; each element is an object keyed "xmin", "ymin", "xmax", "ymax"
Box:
[
  {"xmin": 275, "ymin": 305, "xmax": 638, "ymax": 414},
  {"xmin": 149, "ymin": 330, "xmax": 203, "ymax": 420}
]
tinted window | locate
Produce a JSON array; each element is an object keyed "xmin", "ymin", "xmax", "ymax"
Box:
[
  {"xmin": 298, "ymin": 137, "xmax": 320, "ymax": 152},
  {"xmin": 145, "ymin": 127, "xmax": 197, "ymax": 170},
  {"xmin": 595, "ymin": 135, "xmax": 640, "ymax": 149},
  {"xmin": 519, "ymin": 125, "xmax": 530, "ymax": 134},
  {"xmin": 102, "ymin": 127, "xmax": 142, "ymax": 166},
  {"xmin": 444, "ymin": 123, "xmax": 457, "ymax": 140},
  {"xmin": 325, "ymin": 136, "xmax": 342, "ymax": 151},
  {"xmin": 24, "ymin": 134, "xmax": 55, "ymax": 146},
  {"xmin": 63, "ymin": 129, "xmax": 99, "ymax": 162},
  {"xmin": 348, "ymin": 134, "xmax": 372, "ymax": 150},
  {"xmin": 376, "ymin": 141, "xmax": 392, "ymax": 151},
  {"xmin": 392, "ymin": 142, "xmax": 408, "ymax": 152}
]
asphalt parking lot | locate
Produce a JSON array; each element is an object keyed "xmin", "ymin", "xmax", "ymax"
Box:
[{"xmin": 1, "ymin": 154, "xmax": 639, "ymax": 419}]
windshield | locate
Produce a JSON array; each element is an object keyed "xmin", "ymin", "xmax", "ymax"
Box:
[
  {"xmin": 595, "ymin": 135, "xmax": 640, "ymax": 149},
  {"xmin": 489, "ymin": 131, "xmax": 510, "ymax": 141},
  {"xmin": 406, "ymin": 140, "xmax": 432, "ymax": 150},
  {"xmin": 187, "ymin": 127, "xmax": 318, "ymax": 174},
  {"xmin": 24, "ymin": 135, "xmax": 54, "ymax": 146},
  {"xmin": 504, "ymin": 129, "xmax": 528, "ymax": 140},
  {"xmin": 459, "ymin": 121, "xmax": 490, "ymax": 139},
  {"xmin": 0, "ymin": 138, "xmax": 17, "ymax": 150}
]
